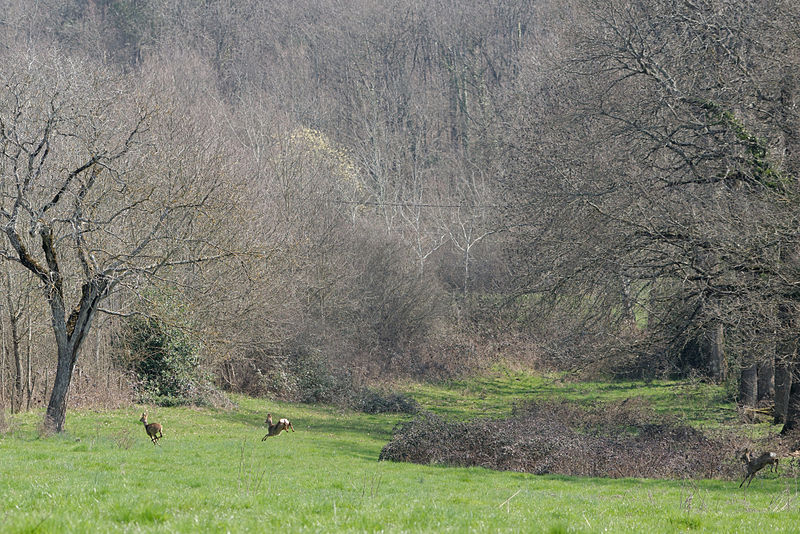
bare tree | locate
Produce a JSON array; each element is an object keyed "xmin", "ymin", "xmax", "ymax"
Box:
[
  {"xmin": 503, "ymin": 0, "xmax": 800, "ymax": 385},
  {"xmin": 0, "ymin": 48, "xmax": 233, "ymax": 432},
  {"xmin": 1, "ymin": 266, "xmax": 37, "ymax": 412}
]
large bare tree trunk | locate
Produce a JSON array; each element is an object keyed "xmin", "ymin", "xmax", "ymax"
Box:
[
  {"xmin": 708, "ymin": 323, "xmax": 726, "ymax": 382},
  {"xmin": 680, "ymin": 322, "xmax": 726, "ymax": 381},
  {"xmin": 781, "ymin": 374, "xmax": 800, "ymax": 435},
  {"xmin": 758, "ymin": 357, "xmax": 775, "ymax": 402},
  {"xmin": 775, "ymin": 361, "xmax": 792, "ymax": 424},
  {"xmin": 44, "ymin": 278, "xmax": 104, "ymax": 433},
  {"xmin": 777, "ymin": 302, "xmax": 798, "ymax": 430},
  {"xmin": 739, "ymin": 363, "xmax": 758, "ymax": 408},
  {"xmin": 45, "ymin": 344, "xmax": 77, "ymax": 432}
]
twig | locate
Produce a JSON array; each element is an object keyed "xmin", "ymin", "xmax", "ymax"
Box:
[{"xmin": 498, "ymin": 489, "xmax": 522, "ymax": 511}]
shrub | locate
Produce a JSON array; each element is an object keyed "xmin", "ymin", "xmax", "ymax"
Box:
[
  {"xmin": 214, "ymin": 333, "xmax": 360, "ymax": 406},
  {"xmin": 123, "ymin": 314, "xmax": 201, "ymax": 400},
  {"xmin": 118, "ymin": 298, "xmax": 231, "ymax": 407},
  {"xmin": 286, "ymin": 344, "xmax": 342, "ymax": 404},
  {"xmin": 356, "ymin": 389, "xmax": 420, "ymax": 414},
  {"xmin": 216, "ymin": 354, "xmax": 287, "ymax": 398},
  {"xmin": 379, "ymin": 399, "xmax": 748, "ymax": 480}
]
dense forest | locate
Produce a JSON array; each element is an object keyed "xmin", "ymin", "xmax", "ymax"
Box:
[{"xmin": 1, "ymin": 0, "xmax": 799, "ymax": 434}]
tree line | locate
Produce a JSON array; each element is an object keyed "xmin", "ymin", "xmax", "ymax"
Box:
[{"xmin": 0, "ymin": 0, "xmax": 799, "ymax": 433}]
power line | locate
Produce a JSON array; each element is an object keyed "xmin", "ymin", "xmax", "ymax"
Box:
[{"xmin": 327, "ymin": 199, "xmax": 501, "ymax": 210}]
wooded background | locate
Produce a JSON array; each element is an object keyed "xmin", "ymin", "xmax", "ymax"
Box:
[{"xmin": 1, "ymin": 0, "xmax": 799, "ymax": 432}]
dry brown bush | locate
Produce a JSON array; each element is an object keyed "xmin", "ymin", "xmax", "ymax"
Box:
[
  {"xmin": 356, "ymin": 389, "xmax": 420, "ymax": 415},
  {"xmin": 66, "ymin": 369, "xmax": 136, "ymax": 410},
  {"xmin": 380, "ymin": 398, "xmax": 751, "ymax": 480}
]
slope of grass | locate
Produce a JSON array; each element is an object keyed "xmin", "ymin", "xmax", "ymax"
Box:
[
  {"xmin": 0, "ymin": 374, "xmax": 795, "ymax": 533},
  {"xmin": 404, "ymin": 366, "xmax": 738, "ymax": 428}
]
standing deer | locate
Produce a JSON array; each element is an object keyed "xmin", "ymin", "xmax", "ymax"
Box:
[
  {"xmin": 140, "ymin": 412, "xmax": 163, "ymax": 445},
  {"xmin": 261, "ymin": 413, "xmax": 295, "ymax": 441},
  {"xmin": 739, "ymin": 449, "xmax": 779, "ymax": 487}
]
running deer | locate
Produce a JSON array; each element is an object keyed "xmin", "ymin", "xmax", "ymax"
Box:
[
  {"xmin": 261, "ymin": 413, "xmax": 295, "ymax": 440},
  {"xmin": 140, "ymin": 412, "xmax": 163, "ymax": 445},
  {"xmin": 739, "ymin": 449, "xmax": 779, "ymax": 488}
]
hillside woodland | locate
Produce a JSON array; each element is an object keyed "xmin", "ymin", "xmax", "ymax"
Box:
[{"xmin": 1, "ymin": 0, "xmax": 800, "ymax": 434}]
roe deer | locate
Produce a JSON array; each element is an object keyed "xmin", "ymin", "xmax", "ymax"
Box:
[
  {"xmin": 140, "ymin": 412, "xmax": 163, "ymax": 445},
  {"xmin": 739, "ymin": 449, "xmax": 778, "ymax": 487},
  {"xmin": 261, "ymin": 413, "xmax": 295, "ymax": 441}
]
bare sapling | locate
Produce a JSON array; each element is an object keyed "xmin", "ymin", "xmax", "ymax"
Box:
[
  {"xmin": 262, "ymin": 413, "xmax": 295, "ymax": 441},
  {"xmin": 739, "ymin": 449, "xmax": 778, "ymax": 488},
  {"xmin": 140, "ymin": 412, "xmax": 163, "ymax": 445}
]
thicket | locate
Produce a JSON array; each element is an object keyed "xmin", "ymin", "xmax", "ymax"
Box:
[
  {"xmin": 120, "ymin": 315, "xmax": 202, "ymax": 406},
  {"xmin": 380, "ymin": 398, "xmax": 749, "ymax": 480},
  {"xmin": 116, "ymin": 294, "xmax": 229, "ymax": 408},
  {"xmin": 2, "ymin": 0, "xmax": 800, "ymax": 433}
]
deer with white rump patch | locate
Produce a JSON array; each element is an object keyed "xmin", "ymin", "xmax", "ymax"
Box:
[
  {"xmin": 739, "ymin": 449, "xmax": 778, "ymax": 488},
  {"xmin": 262, "ymin": 413, "xmax": 295, "ymax": 440}
]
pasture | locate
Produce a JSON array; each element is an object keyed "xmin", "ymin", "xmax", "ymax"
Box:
[{"xmin": 0, "ymin": 372, "xmax": 797, "ymax": 533}]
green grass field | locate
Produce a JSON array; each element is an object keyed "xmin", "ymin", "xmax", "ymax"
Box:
[{"xmin": 1, "ymin": 371, "xmax": 797, "ymax": 533}]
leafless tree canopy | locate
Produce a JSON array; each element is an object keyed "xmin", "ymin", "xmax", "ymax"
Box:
[{"xmin": 0, "ymin": 0, "xmax": 799, "ymax": 431}]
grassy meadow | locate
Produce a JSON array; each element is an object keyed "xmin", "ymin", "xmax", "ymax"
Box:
[{"xmin": 1, "ymin": 370, "xmax": 797, "ymax": 533}]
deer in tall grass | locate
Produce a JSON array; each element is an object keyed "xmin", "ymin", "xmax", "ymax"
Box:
[
  {"xmin": 140, "ymin": 412, "xmax": 163, "ymax": 445},
  {"xmin": 261, "ymin": 413, "xmax": 295, "ymax": 440},
  {"xmin": 739, "ymin": 449, "xmax": 778, "ymax": 488}
]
